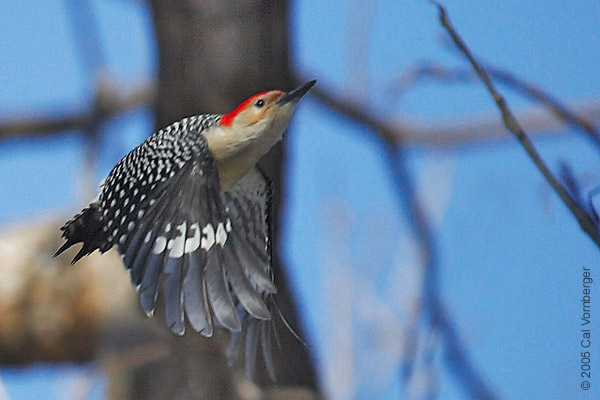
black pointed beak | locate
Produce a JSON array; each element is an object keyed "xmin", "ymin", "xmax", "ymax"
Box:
[{"xmin": 278, "ymin": 80, "xmax": 316, "ymax": 105}]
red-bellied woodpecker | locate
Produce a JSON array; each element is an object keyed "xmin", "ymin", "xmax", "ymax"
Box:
[{"xmin": 55, "ymin": 81, "xmax": 315, "ymax": 375}]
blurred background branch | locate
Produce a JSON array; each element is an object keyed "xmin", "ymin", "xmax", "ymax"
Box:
[
  {"xmin": 0, "ymin": 83, "xmax": 154, "ymax": 139},
  {"xmin": 307, "ymin": 77, "xmax": 501, "ymax": 400},
  {"xmin": 4, "ymin": 82, "xmax": 600, "ymax": 147},
  {"xmin": 391, "ymin": 62, "xmax": 600, "ymax": 151}
]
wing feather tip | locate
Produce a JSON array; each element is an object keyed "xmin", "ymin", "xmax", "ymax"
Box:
[
  {"xmin": 188, "ymin": 318, "xmax": 214, "ymax": 337},
  {"xmin": 170, "ymin": 323, "xmax": 186, "ymax": 336},
  {"xmin": 200, "ymin": 328, "xmax": 213, "ymax": 337},
  {"xmin": 241, "ymin": 298, "xmax": 272, "ymax": 321},
  {"xmin": 218, "ymin": 314, "xmax": 242, "ymax": 333}
]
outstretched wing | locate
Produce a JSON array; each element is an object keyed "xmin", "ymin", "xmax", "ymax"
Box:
[
  {"xmin": 56, "ymin": 117, "xmax": 280, "ymax": 376},
  {"xmin": 115, "ymin": 157, "xmax": 278, "ymax": 337}
]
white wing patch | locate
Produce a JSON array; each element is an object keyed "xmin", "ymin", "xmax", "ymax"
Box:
[
  {"xmin": 149, "ymin": 220, "xmax": 231, "ymax": 256},
  {"xmin": 215, "ymin": 222, "xmax": 228, "ymax": 247},
  {"xmin": 168, "ymin": 222, "xmax": 187, "ymax": 258},
  {"xmin": 201, "ymin": 224, "xmax": 215, "ymax": 251},
  {"xmin": 153, "ymin": 236, "xmax": 167, "ymax": 254},
  {"xmin": 184, "ymin": 223, "xmax": 201, "ymax": 253}
]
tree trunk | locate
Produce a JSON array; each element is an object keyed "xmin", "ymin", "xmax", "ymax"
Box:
[{"xmin": 125, "ymin": 1, "xmax": 318, "ymax": 398}]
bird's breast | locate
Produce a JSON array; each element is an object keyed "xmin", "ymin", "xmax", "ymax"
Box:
[{"xmin": 205, "ymin": 121, "xmax": 286, "ymax": 191}]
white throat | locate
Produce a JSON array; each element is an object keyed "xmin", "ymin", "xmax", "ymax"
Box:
[{"xmin": 204, "ymin": 104, "xmax": 296, "ymax": 190}]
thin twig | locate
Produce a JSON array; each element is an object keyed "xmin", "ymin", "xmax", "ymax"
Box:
[{"xmin": 432, "ymin": 1, "xmax": 600, "ymax": 248}]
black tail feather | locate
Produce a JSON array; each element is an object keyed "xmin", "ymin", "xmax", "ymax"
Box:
[{"xmin": 54, "ymin": 202, "xmax": 106, "ymax": 263}]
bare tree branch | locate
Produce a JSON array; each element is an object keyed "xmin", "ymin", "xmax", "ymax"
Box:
[
  {"xmin": 392, "ymin": 62, "xmax": 600, "ymax": 151},
  {"xmin": 0, "ymin": 113, "xmax": 87, "ymax": 138},
  {"xmin": 308, "ymin": 82, "xmax": 413, "ymax": 144},
  {"xmin": 300, "ymin": 77, "xmax": 600, "ymax": 147},
  {"xmin": 2, "ymin": 77, "xmax": 599, "ymax": 149},
  {"xmin": 383, "ymin": 144, "xmax": 442, "ymax": 399},
  {"xmin": 437, "ymin": 308, "xmax": 500, "ymax": 400},
  {"xmin": 0, "ymin": 83, "xmax": 155, "ymax": 139},
  {"xmin": 407, "ymin": 99, "xmax": 600, "ymax": 146},
  {"xmin": 432, "ymin": 2, "xmax": 600, "ymax": 249}
]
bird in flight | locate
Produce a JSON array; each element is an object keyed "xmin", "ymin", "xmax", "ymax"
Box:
[{"xmin": 55, "ymin": 80, "xmax": 316, "ymax": 377}]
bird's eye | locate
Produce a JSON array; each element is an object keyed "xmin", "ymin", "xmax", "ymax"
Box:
[{"xmin": 255, "ymin": 99, "xmax": 265, "ymax": 108}]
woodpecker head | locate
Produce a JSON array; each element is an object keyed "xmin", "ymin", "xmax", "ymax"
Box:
[
  {"xmin": 220, "ymin": 80, "xmax": 316, "ymax": 129},
  {"xmin": 207, "ymin": 80, "xmax": 316, "ymax": 190}
]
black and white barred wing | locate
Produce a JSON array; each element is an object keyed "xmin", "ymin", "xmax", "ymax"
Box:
[
  {"xmin": 57, "ymin": 128, "xmax": 277, "ymax": 338},
  {"xmin": 113, "ymin": 158, "xmax": 221, "ymax": 336},
  {"xmin": 115, "ymin": 163, "xmax": 278, "ymax": 337}
]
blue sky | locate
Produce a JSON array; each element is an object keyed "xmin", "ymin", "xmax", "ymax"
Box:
[{"xmin": 1, "ymin": 1, "xmax": 599, "ymax": 399}]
